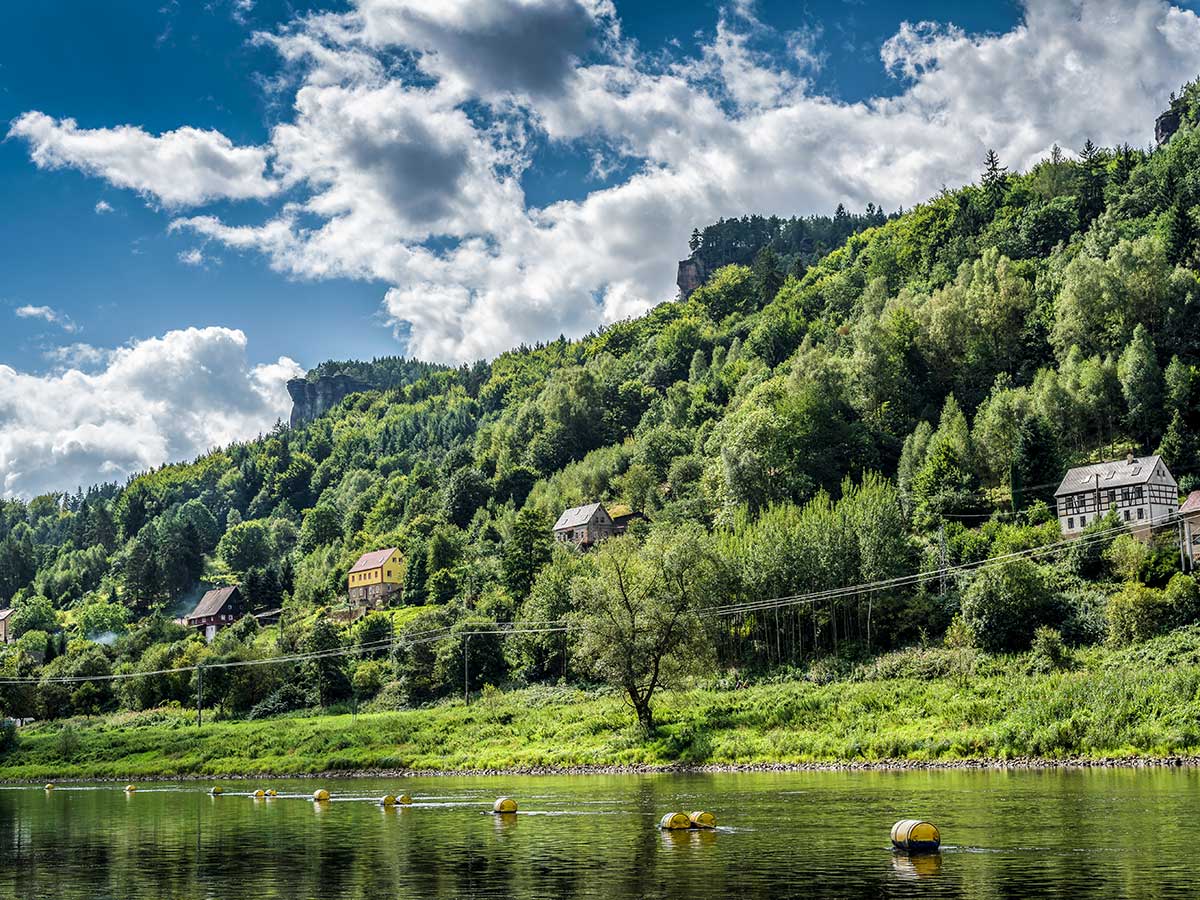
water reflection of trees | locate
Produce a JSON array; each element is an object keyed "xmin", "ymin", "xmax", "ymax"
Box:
[{"xmin": 0, "ymin": 772, "xmax": 1196, "ymax": 899}]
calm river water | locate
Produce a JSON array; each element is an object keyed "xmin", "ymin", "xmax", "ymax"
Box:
[{"xmin": 1, "ymin": 769, "xmax": 1198, "ymax": 899}]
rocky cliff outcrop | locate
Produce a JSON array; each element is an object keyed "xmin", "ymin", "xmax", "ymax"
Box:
[
  {"xmin": 287, "ymin": 373, "xmax": 373, "ymax": 427},
  {"xmin": 1156, "ymin": 107, "xmax": 1183, "ymax": 147},
  {"xmin": 676, "ymin": 256, "xmax": 709, "ymax": 299}
]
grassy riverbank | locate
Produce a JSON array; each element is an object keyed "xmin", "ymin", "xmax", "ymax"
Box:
[{"xmin": 4, "ymin": 629, "xmax": 1200, "ymax": 780}]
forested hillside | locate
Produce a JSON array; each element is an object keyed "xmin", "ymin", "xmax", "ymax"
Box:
[{"xmin": 2, "ymin": 80, "xmax": 1200, "ymax": 731}]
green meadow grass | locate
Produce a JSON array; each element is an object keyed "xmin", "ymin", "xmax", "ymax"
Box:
[{"xmin": 5, "ymin": 629, "xmax": 1200, "ymax": 779}]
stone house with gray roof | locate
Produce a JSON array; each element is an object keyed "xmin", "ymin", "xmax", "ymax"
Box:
[
  {"xmin": 553, "ymin": 503, "xmax": 617, "ymax": 549},
  {"xmin": 1054, "ymin": 453, "xmax": 1177, "ymax": 538}
]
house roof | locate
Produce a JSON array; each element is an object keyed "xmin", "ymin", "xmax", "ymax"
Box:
[
  {"xmin": 1181, "ymin": 491, "xmax": 1200, "ymax": 514},
  {"xmin": 187, "ymin": 586, "xmax": 240, "ymax": 620},
  {"xmin": 553, "ymin": 502, "xmax": 607, "ymax": 531},
  {"xmin": 0, "ymin": 609, "xmax": 13, "ymax": 622},
  {"xmin": 1054, "ymin": 455, "xmax": 1173, "ymax": 496},
  {"xmin": 349, "ymin": 547, "xmax": 398, "ymax": 574}
]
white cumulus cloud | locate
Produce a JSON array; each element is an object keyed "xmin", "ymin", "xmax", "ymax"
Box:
[
  {"xmin": 15, "ymin": 0, "xmax": 1200, "ymax": 364},
  {"xmin": 0, "ymin": 327, "xmax": 302, "ymax": 498},
  {"xmin": 8, "ymin": 112, "xmax": 278, "ymax": 208}
]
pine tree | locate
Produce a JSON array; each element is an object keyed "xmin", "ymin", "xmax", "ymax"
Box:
[
  {"xmin": 1076, "ymin": 139, "xmax": 1105, "ymax": 223},
  {"xmin": 1156, "ymin": 411, "xmax": 1199, "ymax": 479},
  {"xmin": 1165, "ymin": 200, "xmax": 1196, "ymax": 266},
  {"xmin": 1118, "ymin": 324, "xmax": 1165, "ymax": 448},
  {"xmin": 750, "ymin": 246, "xmax": 784, "ymax": 308},
  {"xmin": 403, "ymin": 540, "xmax": 428, "ymax": 606},
  {"xmin": 501, "ymin": 506, "xmax": 553, "ymax": 600},
  {"xmin": 982, "ymin": 149, "xmax": 1008, "ymax": 209}
]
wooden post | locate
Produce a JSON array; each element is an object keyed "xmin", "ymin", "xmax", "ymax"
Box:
[{"xmin": 196, "ymin": 665, "xmax": 203, "ymax": 729}]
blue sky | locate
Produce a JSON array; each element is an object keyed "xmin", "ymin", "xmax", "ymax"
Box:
[
  {"xmin": 0, "ymin": 0, "xmax": 1026, "ymax": 378},
  {"xmin": 1, "ymin": 0, "xmax": 1199, "ymax": 497}
]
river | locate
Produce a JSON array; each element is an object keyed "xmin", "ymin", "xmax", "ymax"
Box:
[{"xmin": 1, "ymin": 768, "xmax": 1197, "ymax": 898}]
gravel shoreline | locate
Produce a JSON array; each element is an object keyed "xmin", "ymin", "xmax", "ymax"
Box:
[{"xmin": 7, "ymin": 755, "xmax": 1200, "ymax": 784}]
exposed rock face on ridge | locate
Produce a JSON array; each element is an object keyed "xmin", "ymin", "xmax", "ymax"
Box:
[
  {"xmin": 287, "ymin": 373, "xmax": 373, "ymax": 427},
  {"xmin": 1156, "ymin": 108, "xmax": 1183, "ymax": 147},
  {"xmin": 676, "ymin": 256, "xmax": 708, "ymax": 299}
]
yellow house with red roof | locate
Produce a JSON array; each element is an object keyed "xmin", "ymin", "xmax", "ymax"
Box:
[{"xmin": 348, "ymin": 547, "xmax": 403, "ymax": 607}]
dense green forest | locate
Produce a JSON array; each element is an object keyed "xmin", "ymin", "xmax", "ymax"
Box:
[{"xmin": 3, "ymin": 80, "xmax": 1200, "ymax": 736}]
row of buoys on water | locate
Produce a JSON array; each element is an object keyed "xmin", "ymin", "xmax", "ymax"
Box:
[
  {"xmin": 40, "ymin": 780, "xmax": 938, "ymax": 854},
  {"xmin": 659, "ymin": 811, "xmax": 717, "ymax": 830}
]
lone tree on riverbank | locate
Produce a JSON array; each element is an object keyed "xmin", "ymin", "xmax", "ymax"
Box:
[{"xmin": 571, "ymin": 527, "xmax": 717, "ymax": 732}]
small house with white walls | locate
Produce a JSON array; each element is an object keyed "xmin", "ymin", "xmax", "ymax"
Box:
[{"xmin": 1054, "ymin": 453, "xmax": 1177, "ymax": 538}]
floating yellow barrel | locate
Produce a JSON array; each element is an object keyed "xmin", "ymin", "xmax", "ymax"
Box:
[
  {"xmin": 253, "ymin": 789, "xmax": 265, "ymax": 798},
  {"xmin": 397, "ymin": 793, "xmax": 412, "ymax": 805},
  {"xmin": 209, "ymin": 786, "xmax": 223, "ymax": 796},
  {"xmin": 313, "ymin": 789, "xmax": 331, "ymax": 802},
  {"xmin": 659, "ymin": 812, "xmax": 692, "ymax": 830},
  {"xmin": 688, "ymin": 811, "xmax": 716, "ymax": 829},
  {"xmin": 125, "ymin": 785, "xmax": 136, "ymax": 793},
  {"xmin": 891, "ymin": 819, "xmax": 940, "ymax": 852},
  {"xmin": 493, "ymin": 797, "xmax": 518, "ymax": 814},
  {"xmin": 44, "ymin": 783, "xmax": 54, "ymax": 791},
  {"xmin": 265, "ymin": 789, "xmax": 278, "ymax": 797},
  {"xmin": 380, "ymin": 795, "xmax": 397, "ymax": 806}
]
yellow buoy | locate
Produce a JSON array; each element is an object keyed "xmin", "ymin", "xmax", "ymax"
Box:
[
  {"xmin": 688, "ymin": 810, "xmax": 716, "ymax": 829},
  {"xmin": 253, "ymin": 789, "xmax": 265, "ymax": 798},
  {"xmin": 265, "ymin": 789, "xmax": 278, "ymax": 797},
  {"xmin": 493, "ymin": 797, "xmax": 518, "ymax": 814},
  {"xmin": 44, "ymin": 783, "xmax": 54, "ymax": 791},
  {"xmin": 659, "ymin": 812, "xmax": 692, "ymax": 831},
  {"xmin": 380, "ymin": 794, "xmax": 397, "ymax": 806},
  {"xmin": 209, "ymin": 786, "xmax": 223, "ymax": 796},
  {"xmin": 125, "ymin": 785, "xmax": 136, "ymax": 793},
  {"xmin": 313, "ymin": 788, "xmax": 331, "ymax": 802},
  {"xmin": 890, "ymin": 819, "xmax": 941, "ymax": 853},
  {"xmin": 398, "ymin": 793, "xmax": 412, "ymax": 805}
]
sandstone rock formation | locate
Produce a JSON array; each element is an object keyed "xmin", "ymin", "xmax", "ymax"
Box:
[
  {"xmin": 676, "ymin": 256, "xmax": 708, "ymax": 299},
  {"xmin": 287, "ymin": 373, "xmax": 373, "ymax": 427},
  {"xmin": 1156, "ymin": 108, "xmax": 1183, "ymax": 147}
]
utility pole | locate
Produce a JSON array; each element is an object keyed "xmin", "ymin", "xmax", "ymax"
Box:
[
  {"xmin": 195, "ymin": 665, "xmax": 203, "ymax": 729},
  {"xmin": 937, "ymin": 525, "xmax": 949, "ymax": 596},
  {"xmin": 463, "ymin": 634, "xmax": 471, "ymax": 706}
]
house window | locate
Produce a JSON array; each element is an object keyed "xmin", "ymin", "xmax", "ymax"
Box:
[
  {"xmin": 1138, "ymin": 508, "xmax": 1144, "ymax": 520},
  {"xmin": 1068, "ymin": 517, "xmax": 1074, "ymax": 530},
  {"xmin": 1080, "ymin": 515, "xmax": 1087, "ymax": 526},
  {"xmin": 1123, "ymin": 510, "xmax": 1130, "ymax": 521},
  {"xmin": 1121, "ymin": 489, "xmax": 1129, "ymax": 504},
  {"xmin": 1136, "ymin": 487, "xmax": 1144, "ymax": 500}
]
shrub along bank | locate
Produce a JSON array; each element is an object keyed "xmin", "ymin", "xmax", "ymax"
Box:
[{"xmin": 3, "ymin": 627, "xmax": 1200, "ymax": 780}]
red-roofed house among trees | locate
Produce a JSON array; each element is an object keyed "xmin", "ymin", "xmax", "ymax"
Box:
[
  {"xmin": 348, "ymin": 548, "xmax": 403, "ymax": 608},
  {"xmin": 185, "ymin": 585, "xmax": 246, "ymax": 642}
]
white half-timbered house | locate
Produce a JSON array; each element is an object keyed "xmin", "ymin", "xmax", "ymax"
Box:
[{"xmin": 1054, "ymin": 454, "xmax": 1177, "ymax": 538}]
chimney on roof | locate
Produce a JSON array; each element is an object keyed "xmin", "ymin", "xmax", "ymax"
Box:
[{"xmin": 1126, "ymin": 452, "xmax": 1135, "ymax": 464}]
